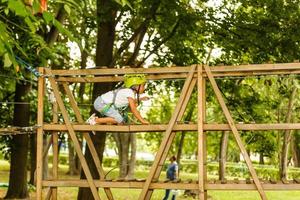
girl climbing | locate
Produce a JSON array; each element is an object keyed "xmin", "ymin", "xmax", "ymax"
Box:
[{"xmin": 86, "ymin": 74, "xmax": 150, "ymax": 125}]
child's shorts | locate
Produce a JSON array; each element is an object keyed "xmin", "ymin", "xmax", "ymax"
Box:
[{"xmin": 94, "ymin": 96, "xmax": 124, "ymax": 123}]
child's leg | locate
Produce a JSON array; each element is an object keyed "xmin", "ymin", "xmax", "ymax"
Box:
[{"xmin": 95, "ymin": 117, "xmax": 119, "ymax": 124}]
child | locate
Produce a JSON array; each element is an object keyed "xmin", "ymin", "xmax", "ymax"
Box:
[
  {"xmin": 163, "ymin": 156, "xmax": 179, "ymax": 200},
  {"xmin": 86, "ymin": 74, "xmax": 150, "ymax": 125}
]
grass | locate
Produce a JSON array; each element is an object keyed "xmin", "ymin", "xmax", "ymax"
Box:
[{"xmin": 1, "ymin": 160, "xmax": 300, "ymax": 200}]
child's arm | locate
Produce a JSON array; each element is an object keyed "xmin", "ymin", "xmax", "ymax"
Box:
[{"xmin": 128, "ymin": 97, "xmax": 150, "ymax": 124}]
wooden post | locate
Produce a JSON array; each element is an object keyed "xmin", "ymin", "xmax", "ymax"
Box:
[
  {"xmin": 36, "ymin": 67, "xmax": 44, "ymax": 200},
  {"xmin": 202, "ymin": 76, "xmax": 208, "ymax": 199},
  {"xmin": 52, "ymin": 102, "xmax": 58, "ymax": 200},
  {"xmin": 138, "ymin": 65, "xmax": 196, "ymax": 200},
  {"xmin": 203, "ymin": 65, "xmax": 268, "ymax": 200},
  {"xmin": 62, "ymin": 83, "xmax": 114, "ymax": 200},
  {"xmin": 45, "ymin": 69, "xmax": 101, "ymax": 200},
  {"xmin": 197, "ymin": 65, "xmax": 205, "ymax": 200}
]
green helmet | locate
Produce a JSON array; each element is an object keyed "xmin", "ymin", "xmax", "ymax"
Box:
[{"xmin": 124, "ymin": 74, "xmax": 146, "ymax": 88}]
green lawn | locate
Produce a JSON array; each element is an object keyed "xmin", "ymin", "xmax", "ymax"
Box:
[{"xmin": 1, "ymin": 159, "xmax": 300, "ymax": 200}]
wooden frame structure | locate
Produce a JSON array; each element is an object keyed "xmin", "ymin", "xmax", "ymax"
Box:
[{"xmin": 36, "ymin": 63, "xmax": 300, "ymax": 200}]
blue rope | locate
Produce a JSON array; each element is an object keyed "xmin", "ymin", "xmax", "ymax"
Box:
[{"xmin": 15, "ymin": 56, "xmax": 41, "ymax": 77}]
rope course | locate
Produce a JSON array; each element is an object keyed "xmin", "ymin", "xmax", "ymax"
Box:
[{"xmin": 3, "ymin": 63, "xmax": 300, "ymax": 200}]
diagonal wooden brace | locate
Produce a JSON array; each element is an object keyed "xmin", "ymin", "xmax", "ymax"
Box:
[
  {"xmin": 203, "ymin": 65, "xmax": 268, "ymax": 200},
  {"xmin": 144, "ymin": 78, "xmax": 197, "ymax": 200},
  {"xmin": 46, "ymin": 69, "xmax": 101, "ymax": 200},
  {"xmin": 62, "ymin": 83, "xmax": 114, "ymax": 200},
  {"xmin": 139, "ymin": 65, "xmax": 197, "ymax": 200}
]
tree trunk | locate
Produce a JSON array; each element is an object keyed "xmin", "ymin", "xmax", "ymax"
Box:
[
  {"xmin": 46, "ymin": 5, "xmax": 66, "ymax": 46},
  {"xmin": 43, "ymin": 136, "xmax": 48, "ymax": 179},
  {"xmin": 259, "ymin": 152, "xmax": 264, "ymax": 165},
  {"xmin": 291, "ymin": 131, "xmax": 300, "ymax": 167},
  {"xmin": 67, "ymin": 138, "xmax": 77, "ymax": 175},
  {"xmin": 119, "ymin": 133, "xmax": 130, "ymax": 177},
  {"xmin": 280, "ymin": 86, "xmax": 297, "ymax": 180},
  {"xmin": 29, "ymin": 134, "xmax": 36, "ymax": 185},
  {"xmin": 176, "ymin": 131, "xmax": 186, "ymax": 168},
  {"xmin": 219, "ymin": 131, "xmax": 229, "ymax": 181},
  {"xmin": 77, "ymin": 0, "xmax": 116, "ymax": 199},
  {"xmin": 5, "ymin": 81, "xmax": 30, "ymax": 199},
  {"xmin": 127, "ymin": 133, "xmax": 136, "ymax": 179}
]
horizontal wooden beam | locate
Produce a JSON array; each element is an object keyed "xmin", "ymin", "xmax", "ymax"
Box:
[
  {"xmin": 43, "ymin": 123, "xmax": 300, "ymax": 132},
  {"xmin": 55, "ymin": 70, "xmax": 300, "ymax": 83},
  {"xmin": 0, "ymin": 126, "xmax": 38, "ymax": 135},
  {"xmin": 42, "ymin": 180, "xmax": 300, "ymax": 190},
  {"xmin": 47, "ymin": 63, "xmax": 300, "ymax": 83}
]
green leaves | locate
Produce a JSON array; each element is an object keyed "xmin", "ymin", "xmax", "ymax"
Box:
[
  {"xmin": 3, "ymin": 53, "xmax": 12, "ymax": 68},
  {"xmin": 115, "ymin": 0, "xmax": 133, "ymax": 10},
  {"xmin": 8, "ymin": 0, "xmax": 28, "ymax": 17},
  {"xmin": 42, "ymin": 12, "xmax": 53, "ymax": 24}
]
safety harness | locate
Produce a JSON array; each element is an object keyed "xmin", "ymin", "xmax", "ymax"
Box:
[{"xmin": 99, "ymin": 88, "xmax": 135, "ymax": 123}]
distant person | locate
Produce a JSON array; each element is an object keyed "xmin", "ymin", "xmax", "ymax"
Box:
[
  {"xmin": 163, "ymin": 156, "xmax": 179, "ymax": 200},
  {"xmin": 86, "ymin": 74, "xmax": 150, "ymax": 125}
]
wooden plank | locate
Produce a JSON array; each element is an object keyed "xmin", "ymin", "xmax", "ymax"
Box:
[
  {"xmin": 198, "ymin": 65, "xmax": 205, "ymax": 200},
  {"xmin": 51, "ymin": 102, "xmax": 58, "ymax": 200},
  {"xmin": 45, "ymin": 69, "xmax": 101, "ymax": 200},
  {"xmin": 42, "ymin": 180, "xmax": 300, "ymax": 190},
  {"xmin": 62, "ymin": 83, "xmax": 114, "ymax": 200},
  {"xmin": 138, "ymin": 65, "xmax": 197, "ymax": 200},
  {"xmin": 55, "ymin": 69, "xmax": 300, "ymax": 83},
  {"xmin": 202, "ymin": 78, "xmax": 208, "ymax": 199},
  {"xmin": 203, "ymin": 65, "xmax": 268, "ymax": 200},
  {"xmin": 47, "ymin": 63, "xmax": 300, "ymax": 76},
  {"xmin": 45, "ymin": 188, "xmax": 52, "ymax": 200},
  {"xmin": 36, "ymin": 67, "xmax": 44, "ymax": 200},
  {"xmin": 43, "ymin": 123, "xmax": 300, "ymax": 132}
]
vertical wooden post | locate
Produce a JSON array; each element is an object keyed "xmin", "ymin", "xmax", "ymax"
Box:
[
  {"xmin": 139, "ymin": 65, "xmax": 196, "ymax": 200},
  {"xmin": 202, "ymin": 77, "xmax": 208, "ymax": 199},
  {"xmin": 197, "ymin": 65, "xmax": 205, "ymax": 200},
  {"xmin": 203, "ymin": 65, "xmax": 268, "ymax": 200},
  {"xmin": 52, "ymin": 102, "xmax": 58, "ymax": 200},
  {"xmin": 36, "ymin": 67, "xmax": 44, "ymax": 200}
]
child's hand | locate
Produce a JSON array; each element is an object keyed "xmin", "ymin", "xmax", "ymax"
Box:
[{"xmin": 140, "ymin": 96, "xmax": 150, "ymax": 101}]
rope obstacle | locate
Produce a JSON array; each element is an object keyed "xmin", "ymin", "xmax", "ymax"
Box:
[{"xmin": 3, "ymin": 62, "xmax": 300, "ymax": 200}]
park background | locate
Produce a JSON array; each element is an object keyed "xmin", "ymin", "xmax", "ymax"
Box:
[{"xmin": 1, "ymin": 0, "xmax": 300, "ymax": 199}]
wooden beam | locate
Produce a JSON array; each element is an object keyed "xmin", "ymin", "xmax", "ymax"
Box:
[
  {"xmin": 55, "ymin": 69, "xmax": 300, "ymax": 83},
  {"xmin": 198, "ymin": 65, "xmax": 205, "ymax": 200},
  {"xmin": 138, "ymin": 65, "xmax": 197, "ymax": 200},
  {"xmin": 36, "ymin": 67, "xmax": 44, "ymax": 200},
  {"xmin": 51, "ymin": 102, "xmax": 58, "ymax": 200},
  {"xmin": 42, "ymin": 180, "xmax": 300, "ymax": 190},
  {"xmin": 47, "ymin": 63, "xmax": 300, "ymax": 77},
  {"xmin": 204, "ymin": 65, "xmax": 268, "ymax": 200},
  {"xmin": 202, "ymin": 78, "xmax": 208, "ymax": 199},
  {"xmin": 46, "ymin": 69, "xmax": 101, "ymax": 200},
  {"xmin": 43, "ymin": 123, "xmax": 300, "ymax": 132},
  {"xmin": 62, "ymin": 83, "xmax": 114, "ymax": 200}
]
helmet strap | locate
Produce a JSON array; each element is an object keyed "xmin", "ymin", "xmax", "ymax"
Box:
[{"xmin": 136, "ymin": 85, "xmax": 140, "ymax": 105}]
